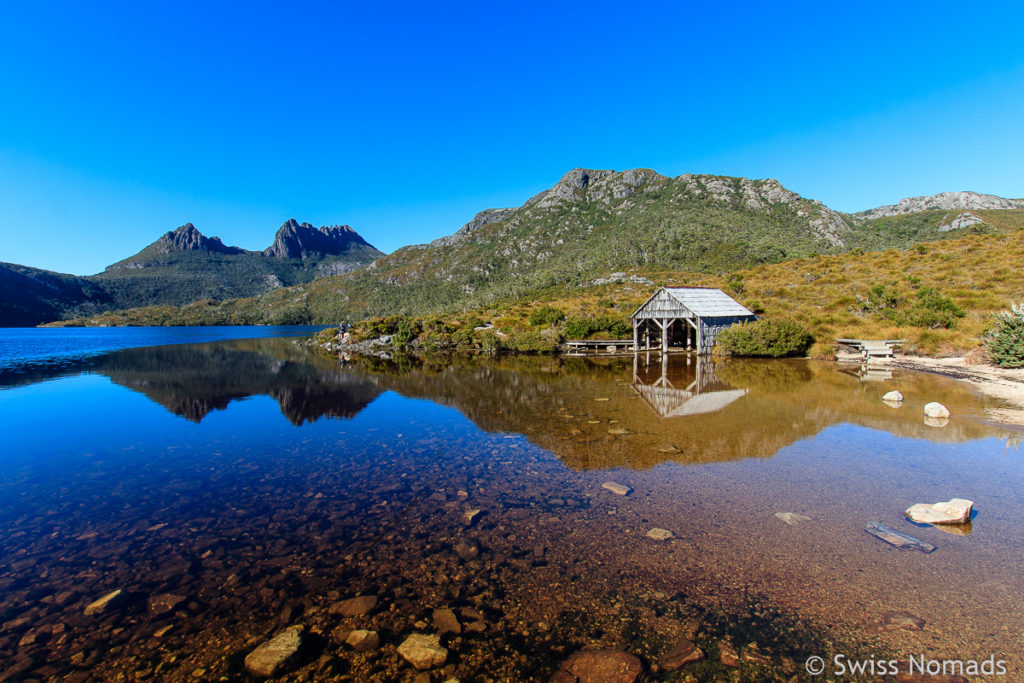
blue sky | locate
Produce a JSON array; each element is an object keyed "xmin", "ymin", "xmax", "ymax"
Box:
[{"xmin": 1, "ymin": 1, "xmax": 1022, "ymax": 275}]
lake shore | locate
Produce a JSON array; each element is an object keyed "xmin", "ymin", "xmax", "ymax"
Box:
[{"xmin": 889, "ymin": 356, "xmax": 1024, "ymax": 426}]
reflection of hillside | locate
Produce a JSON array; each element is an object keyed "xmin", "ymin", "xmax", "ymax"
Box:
[
  {"xmin": 96, "ymin": 339, "xmax": 383, "ymax": 424},
  {"xmin": 352, "ymin": 355, "xmax": 1013, "ymax": 470}
]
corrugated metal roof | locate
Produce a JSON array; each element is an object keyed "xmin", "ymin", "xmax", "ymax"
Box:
[{"xmin": 663, "ymin": 287, "xmax": 754, "ymax": 317}]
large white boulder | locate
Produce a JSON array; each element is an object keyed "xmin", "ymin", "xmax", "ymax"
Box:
[
  {"xmin": 923, "ymin": 402, "xmax": 950, "ymax": 418},
  {"xmin": 882, "ymin": 390, "xmax": 903, "ymax": 403},
  {"xmin": 906, "ymin": 498, "xmax": 973, "ymax": 524}
]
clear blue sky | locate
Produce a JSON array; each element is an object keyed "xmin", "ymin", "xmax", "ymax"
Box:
[{"xmin": 2, "ymin": 1, "xmax": 1022, "ymax": 276}]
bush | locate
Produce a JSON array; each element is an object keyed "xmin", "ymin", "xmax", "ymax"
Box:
[
  {"xmin": 717, "ymin": 319, "xmax": 814, "ymax": 358},
  {"xmin": 904, "ymin": 287, "xmax": 964, "ymax": 329},
  {"xmin": 313, "ymin": 327, "xmax": 339, "ymax": 344},
  {"xmin": 564, "ymin": 316, "xmax": 632, "ymax": 339},
  {"xmin": 528, "ymin": 305, "xmax": 565, "ymax": 327},
  {"xmin": 985, "ymin": 303, "xmax": 1024, "ymax": 368}
]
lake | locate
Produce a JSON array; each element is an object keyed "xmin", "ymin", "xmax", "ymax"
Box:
[{"xmin": 1, "ymin": 329, "xmax": 1021, "ymax": 682}]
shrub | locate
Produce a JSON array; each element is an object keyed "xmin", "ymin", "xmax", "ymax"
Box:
[
  {"xmin": 564, "ymin": 316, "xmax": 632, "ymax": 339},
  {"xmin": 313, "ymin": 327, "xmax": 339, "ymax": 344},
  {"xmin": 529, "ymin": 305, "xmax": 565, "ymax": 327},
  {"xmin": 904, "ymin": 287, "xmax": 964, "ymax": 329},
  {"xmin": 984, "ymin": 303, "xmax": 1024, "ymax": 368},
  {"xmin": 392, "ymin": 317, "xmax": 421, "ymax": 347},
  {"xmin": 717, "ymin": 319, "xmax": 814, "ymax": 358}
]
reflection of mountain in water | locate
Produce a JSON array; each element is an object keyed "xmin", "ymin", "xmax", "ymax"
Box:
[
  {"xmin": 2, "ymin": 339, "xmax": 383, "ymax": 425},
  {"xmin": 353, "ymin": 354, "xmax": 1014, "ymax": 470},
  {"xmin": 98, "ymin": 340, "xmax": 383, "ymax": 424},
  {"xmin": 6, "ymin": 338, "xmax": 1014, "ymax": 467}
]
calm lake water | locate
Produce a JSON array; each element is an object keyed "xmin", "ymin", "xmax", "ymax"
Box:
[{"xmin": 1, "ymin": 329, "xmax": 1021, "ymax": 682}]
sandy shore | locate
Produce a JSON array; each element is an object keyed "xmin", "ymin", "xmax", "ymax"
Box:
[{"xmin": 884, "ymin": 356, "xmax": 1024, "ymax": 426}]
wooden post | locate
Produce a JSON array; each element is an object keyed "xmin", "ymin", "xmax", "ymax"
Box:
[
  {"xmin": 633, "ymin": 318, "xmax": 639, "ymax": 353},
  {"xmin": 696, "ymin": 316, "xmax": 703, "ymax": 355},
  {"xmin": 661, "ymin": 319, "xmax": 668, "ymax": 352}
]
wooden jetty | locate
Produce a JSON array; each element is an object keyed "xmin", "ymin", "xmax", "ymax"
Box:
[
  {"xmin": 836, "ymin": 338, "xmax": 907, "ymax": 361},
  {"xmin": 563, "ymin": 339, "xmax": 635, "ymax": 355}
]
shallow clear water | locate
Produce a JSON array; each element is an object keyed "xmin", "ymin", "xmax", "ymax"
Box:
[{"xmin": 0, "ymin": 332, "xmax": 1021, "ymax": 681}]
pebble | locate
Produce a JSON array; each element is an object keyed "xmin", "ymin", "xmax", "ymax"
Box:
[
  {"xmin": 244, "ymin": 625, "xmax": 303, "ymax": 677},
  {"xmin": 397, "ymin": 633, "xmax": 448, "ymax": 670},
  {"xmin": 602, "ymin": 481, "xmax": 632, "ymax": 496}
]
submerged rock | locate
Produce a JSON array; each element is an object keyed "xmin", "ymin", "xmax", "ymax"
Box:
[
  {"xmin": 432, "ymin": 607, "xmax": 461, "ymax": 634},
  {"xmin": 645, "ymin": 528, "xmax": 674, "ymax": 541},
  {"xmin": 397, "ymin": 633, "xmax": 448, "ymax": 670},
  {"xmin": 345, "ymin": 629, "xmax": 380, "ymax": 652},
  {"xmin": 84, "ymin": 589, "xmax": 124, "ymax": 616},
  {"xmin": 329, "ymin": 595, "xmax": 377, "ymax": 617},
  {"xmin": 719, "ymin": 640, "xmax": 740, "ymax": 667},
  {"xmin": 774, "ymin": 512, "xmax": 811, "ymax": 525},
  {"xmin": 906, "ymin": 498, "xmax": 973, "ymax": 525},
  {"xmin": 147, "ymin": 593, "xmax": 186, "ymax": 615},
  {"xmin": 877, "ymin": 611, "xmax": 925, "ymax": 632},
  {"xmin": 660, "ymin": 636, "xmax": 704, "ymax": 671},
  {"xmin": 865, "ymin": 522, "xmax": 935, "ymax": 553},
  {"xmin": 601, "ymin": 481, "xmax": 632, "ymax": 496},
  {"xmin": 923, "ymin": 402, "xmax": 950, "ymax": 418},
  {"xmin": 551, "ymin": 649, "xmax": 644, "ymax": 683},
  {"xmin": 244, "ymin": 625, "xmax": 303, "ymax": 677}
]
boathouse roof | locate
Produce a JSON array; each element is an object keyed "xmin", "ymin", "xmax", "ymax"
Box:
[{"xmin": 631, "ymin": 287, "xmax": 754, "ymax": 319}]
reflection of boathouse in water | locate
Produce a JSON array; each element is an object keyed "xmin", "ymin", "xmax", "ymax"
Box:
[
  {"xmin": 632, "ymin": 353, "xmax": 747, "ymax": 417},
  {"xmin": 630, "ymin": 287, "xmax": 757, "ymax": 354}
]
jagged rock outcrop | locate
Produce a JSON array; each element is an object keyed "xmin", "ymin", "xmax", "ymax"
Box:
[
  {"xmin": 263, "ymin": 219, "xmax": 376, "ymax": 260},
  {"xmin": 152, "ymin": 223, "xmax": 247, "ymax": 256},
  {"xmin": 938, "ymin": 211, "xmax": 984, "ymax": 232},
  {"xmin": 857, "ymin": 191, "xmax": 1024, "ymax": 219}
]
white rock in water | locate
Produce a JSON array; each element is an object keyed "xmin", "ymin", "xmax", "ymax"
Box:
[
  {"xmin": 646, "ymin": 527, "xmax": 674, "ymax": 541},
  {"xmin": 244, "ymin": 625, "xmax": 303, "ymax": 677},
  {"xmin": 774, "ymin": 512, "xmax": 812, "ymax": 526},
  {"xmin": 906, "ymin": 498, "xmax": 974, "ymax": 525},
  {"xmin": 882, "ymin": 390, "xmax": 903, "ymax": 403},
  {"xmin": 397, "ymin": 633, "xmax": 448, "ymax": 670},
  {"xmin": 602, "ymin": 481, "xmax": 632, "ymax": 496},
  {"xmin": 84, "ymin": 589, "xmax": 123, "ymax": 616},
  {"xmin": 923, "ymin": 402, "xmax": 950, "ymax": 418}
]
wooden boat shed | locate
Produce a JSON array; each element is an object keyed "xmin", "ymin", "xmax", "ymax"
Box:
[{"xmin": 631, "ymin": 287, "xmax": 757, "ymax": 354}]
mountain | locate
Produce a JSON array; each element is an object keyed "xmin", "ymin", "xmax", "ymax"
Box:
[
  {"xmin": 0, "ymin": 263, "xmax": 113, "ymax": 326},
  {"xmin": 1, "ymin": 220, "xmax": 383, "ymax": 326},
  {"xmin": 19, "ymin": 169, "xmax": 1024, "ymax": 327},
  {"xmin": 857, "ymin": 191, "xmax": 1024, "ymax": 219},
  {"xmin": 138, "ymin": 168, "xmax": 1019, "ymax": 325}
]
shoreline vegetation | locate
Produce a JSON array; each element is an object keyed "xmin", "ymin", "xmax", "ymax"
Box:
[{"xmin": 43, "ymin": 223, "xmax": 1024, "ymax": 355}]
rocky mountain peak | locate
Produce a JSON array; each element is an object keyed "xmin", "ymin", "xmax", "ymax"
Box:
[
  {"xmin": 154, "ymin": 223, "xmax": 243, "ymax": 255},
  {"xmin": 263, "ymin": 219, "xmax": 379, "ymax": 260},
  {"xmin": 857, "ymin": 191, "xmax": 1024, "ymax": 219}
]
